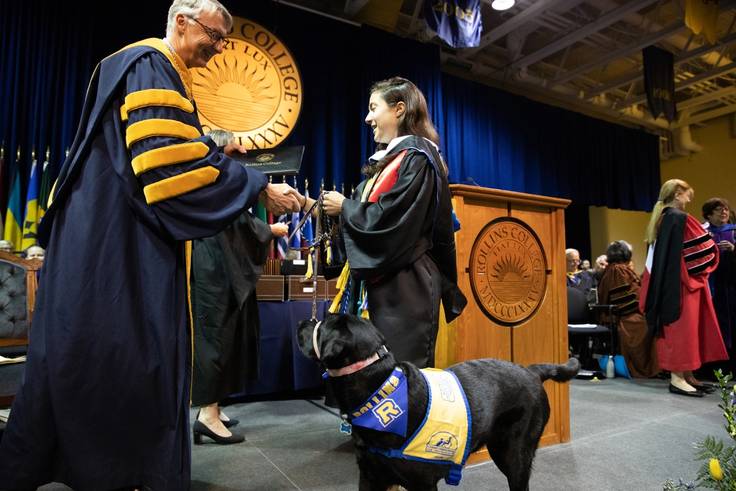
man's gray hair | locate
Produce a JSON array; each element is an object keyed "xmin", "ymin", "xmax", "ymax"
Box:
[
  {"xmin": 166, "ymin": 0, "xmax": 233, "ymax": 38},
  {"xmin": 207, "ymin": 129, "xmax": 234, "ymax": 147}
]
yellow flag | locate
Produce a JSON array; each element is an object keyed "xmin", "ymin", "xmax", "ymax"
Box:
[{"xmin": 685, "ymin": 0, "xmax": 720, "ymax": 44}]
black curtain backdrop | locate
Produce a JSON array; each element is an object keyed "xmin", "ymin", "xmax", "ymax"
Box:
[{"xmin": 0, "ymin": 0, "xmax": 660, "ymax": 221}]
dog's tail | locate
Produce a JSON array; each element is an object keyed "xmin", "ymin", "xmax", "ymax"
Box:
[{"xmin": 527, "ymin": 358, "xmax": 580, "ymax": 382}]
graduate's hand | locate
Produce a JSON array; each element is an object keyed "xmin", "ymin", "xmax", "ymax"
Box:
[
  {"xmin": 322, "ymin": 191, "xmax": 345, "ymax": 216},
  {"xmin": 223, "ymin": 142, "xmax": 247, "ymax": 157},
  {"xmin": 261, "ymin": 183, "xmax": 301, "ymax": 215},
  {"xmin": 270, "ymin": 222, "xmax": 289, "ymax": 237}
]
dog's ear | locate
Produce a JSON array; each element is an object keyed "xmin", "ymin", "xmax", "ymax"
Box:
[{"xmin": 296, "ymin": 318, "xmax": 318, "ymax": 360}]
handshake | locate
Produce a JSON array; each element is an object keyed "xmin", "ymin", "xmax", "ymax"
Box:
[
  {"xmin": 258, "ymin": 183, "xmax": 346, "ymax": 217},
  {"xmin": 225, "ymin": 144, "xmax": 344, "ymax": 217},
  {"xmin": 259, "ymin": 182, "xmax": 304, "ymax": 216}
]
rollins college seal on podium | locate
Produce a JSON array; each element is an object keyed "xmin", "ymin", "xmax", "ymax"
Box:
[
  {"xmin": 192, "ymin": 17, "xmax": 302, "ymax": 150},
  {"xmin": 469, "ymin": 217, "xmax": 547, "ymax": 326}
]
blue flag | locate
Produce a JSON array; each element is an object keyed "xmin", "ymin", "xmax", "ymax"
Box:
[
  {"xmin": 289, "ymin": 208, "xmax": 302, "ymax": 260},
  {"xmin": 423, "ymin": 0, "xmax": 482, "ymax": 49},
  {"xmin": 276, "ymin": 214, "xmax": 289, "ymax": 259},
  {"xmin": 301, "ymin": 188, "xmax": 314, "ymax": 246}
]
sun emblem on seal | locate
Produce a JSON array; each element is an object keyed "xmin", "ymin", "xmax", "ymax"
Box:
[
  {"xmin": 191, "ymin": 17, "xmax": 302, "ymax": 149},
  {"xmin": 194, "ymin": 53, "xmax": 277, "ymax": 131},
  {"xmin": 469, "ymin": 217, "xmax": 548, "ymax": 326}
]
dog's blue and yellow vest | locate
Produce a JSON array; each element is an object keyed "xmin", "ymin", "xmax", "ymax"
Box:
[{"xmin": 349, "ymin": 367, "xmax": 472, "ymax": 485}]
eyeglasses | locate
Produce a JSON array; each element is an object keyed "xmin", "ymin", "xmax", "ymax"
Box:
[
  {"xmin": 714, "ymin": 206, "xmax": 730, "ymax": 214},
  {"xmin": 188, "ymin": 16, "xmax": 226, "ymax": 45}
]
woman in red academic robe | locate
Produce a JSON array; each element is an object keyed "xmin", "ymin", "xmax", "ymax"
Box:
[{"xmin": 640, "ymin": 179, "xmax": 728, "ymax": 397}]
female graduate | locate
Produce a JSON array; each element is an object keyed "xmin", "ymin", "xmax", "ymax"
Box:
[
  {"xmin": 640, "ymin": 179, "xmax": 728, "ymax": 396},
  {"xmin": 317, "ymin": 77, "xmax": 466, "ymax": 368}
]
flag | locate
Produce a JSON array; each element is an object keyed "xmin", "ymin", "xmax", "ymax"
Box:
[
  {"xmin": 685, "ymin": 0, "xmax": 719, "ymax": 44},
  {"xmin": 0, "ymin": 145, "xmax": 7, "ymax": 222},
  {"xmin": 276, "ymin": 214, "xmax": 289, "ymax": 259},
  {"xmin": 288, "ymin": 207, "xmax": 302, "ymax": 260},
  {"xmin": 301, "ymin": 187, "xmax": 314, "ymax": 247},
  {"xmin": 643, "ymin": 46, "xmax": 677, "ymax": 122},
  {"xmin": 423, "ymin": 0, "xmax": 482, "ymax": 48},
  {"xmin": 4, "ymin": 168, "xmax": 23, "ymax": 252},
  {"xmin": 38, "ymin": 151, "xmax": 52, "ymax": 218},
  {"xmin": 21, "ymin": 158, "xmax": 41, "ymax": 250},
  {"xmin": 254, "ymin": 201, "xmax": 268, "ymax": 223},
  {"xmin": 267, "ymin": 211, "xmax": 276, "ymax": 259}
]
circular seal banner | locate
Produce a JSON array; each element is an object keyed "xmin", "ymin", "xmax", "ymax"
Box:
[
  {"xmin": 468, "ymin": 217, "xmax": 548, "ymax": 326},
  {"xmin": 192, "ymin": 17, "xmax": 302, "ymax": 149}
]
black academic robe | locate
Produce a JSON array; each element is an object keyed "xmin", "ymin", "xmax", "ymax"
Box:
[
  {"xmin": 191, "ymin": 213, "xmax": 272, "ymax": 407},
  {"xmin": 642, "ymin": 207, "xmax": 687, "ymax": 334},
  {"xmin": 0, "ymin": 39, "xmax": 268, "ymax": 490},
  {"xmin": 340, "ymin": 136, "xmax": 466, "ymax": 368}
]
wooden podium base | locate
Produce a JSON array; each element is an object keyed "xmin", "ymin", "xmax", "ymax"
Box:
[{"xmin": 445, "ymin": 185, "xmax": 572, "ymax": 452}]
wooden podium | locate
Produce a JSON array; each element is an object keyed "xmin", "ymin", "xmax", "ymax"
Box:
[{"xmin": 443, "ymin": 185, "xmax": 571, "ymax": 461}]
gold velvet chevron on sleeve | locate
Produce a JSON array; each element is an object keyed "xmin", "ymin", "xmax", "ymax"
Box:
[
  {"xmin": 143, "ymin": 166, "xmax": 220, "ymax": 204},
  {"xmin": 125, "ymin": 119, "xmax": 201, "ymax": 148},
  {"xmin": 131, "ymin": 142, "xmax": 210, "ymax": 176},
  {"xmin": 120, "ymin": 89, "xmax": 194, "ymax": 122}
]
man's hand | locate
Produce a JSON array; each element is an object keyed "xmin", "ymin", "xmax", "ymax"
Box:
[
  {"xmin": 322, "ymin": 191, "xmax": 345, "ymax": 216},
  {"xmin": 260, "ymin": 183, "xmax": 301, "ymax": 216},
  {"xmin": 223, "ymin": 142, "xmax": 246, "ymax": 157}
]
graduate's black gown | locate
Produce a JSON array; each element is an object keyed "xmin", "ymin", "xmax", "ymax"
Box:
[
  {"xmin": 191, "ymin": 213, "xmax": 272, "ymax": 406},
  {"xmin": 339, "ymin": 136, "xmax": 466, "ymax": 368}
]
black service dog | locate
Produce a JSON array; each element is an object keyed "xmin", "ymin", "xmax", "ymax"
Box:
[{"xmin": 297, "ymin": 314, "xmax": 579, "ymax": 491}]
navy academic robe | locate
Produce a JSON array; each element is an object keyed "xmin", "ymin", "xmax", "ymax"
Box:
[{"xmin": 0, "ymin": 39, "xmax": 267, "ymax": 490}]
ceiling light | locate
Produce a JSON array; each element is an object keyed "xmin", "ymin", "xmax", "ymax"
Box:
[{"xmin": 491, "ymin": 0, "xmax": 515, "ymax": 11}]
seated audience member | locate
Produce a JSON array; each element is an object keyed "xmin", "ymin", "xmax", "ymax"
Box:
[
  {"xmin": 592, "ymin": 254, "xmax": 608, "ymax": 283},
  {"xmin": 702, "ymin": 197, "xmax": 736, "ymax": 374},
  {"xmin": 598, "ymin": 241, "xmax": 659, "ymax": 378},
  {"xmin": 24, "ymin": 246, "xmax": 45, "ymax": 261},
  {"xmin": 566, "ymin": 248, "xmax": 595, "ymax": 292},
  {"xmin": 0, "ymin": 240, "xmax": 14, "ymax": 254},
  {"xmin": 580, "ymin": 259, "xmax": 591, "ymax": 271}
]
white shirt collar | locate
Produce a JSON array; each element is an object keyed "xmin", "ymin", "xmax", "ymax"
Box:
[{"xmin": 368, "ymin": 135, "xmax": 441, "ymax": 162}]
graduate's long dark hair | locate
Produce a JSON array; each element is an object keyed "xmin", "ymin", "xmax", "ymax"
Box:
[{"xmin": 363, "ymin": 77, "xmax": 443, "ymax": 178}]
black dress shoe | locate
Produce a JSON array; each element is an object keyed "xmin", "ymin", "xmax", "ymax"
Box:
[
  {"xmin": 668, "ymin": 383, "xmax": 705, "ymax": 397},
  {"xmin": 193, "ymin": 420, "xmax": 245, "ymax": 445},
  {"xmin": 691, "ymin": 383, "xmax": 716, "ymax": 394},
  {"xmin": 221, "ymin": 418, "xmax": 239, "ymax": 428}
]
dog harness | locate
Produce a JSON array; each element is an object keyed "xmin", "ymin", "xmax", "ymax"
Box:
[{"xmin": 349, "ymin": 367, "xmax": 472, "ymax": 486}]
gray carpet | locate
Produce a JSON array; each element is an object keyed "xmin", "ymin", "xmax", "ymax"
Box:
[{"xmin": 38, "ymin": 377, "xmax": 727, "ymax": 490}]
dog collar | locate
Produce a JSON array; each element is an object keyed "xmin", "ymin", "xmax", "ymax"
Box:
[{"xmin": 322, "ymin": 345, "xmax": 390, "ymax": 378}]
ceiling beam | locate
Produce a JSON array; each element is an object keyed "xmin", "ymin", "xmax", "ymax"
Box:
[
  {"xmin": 548, "ymin": 21, "xmax": 683, "ymax": 87},
  {"xmin": 678, "ymin": 85, "xmax": 736, "ymax": 110},
  {"xmin": 407, "ymin": 0, "xmax": 425, "ymax": 34},
  {"xmin": 442, "ymin": 52, "xmax": 671, "ymax": 132},
  {"xmin": 674, "ymin": 103, "xmax": 736, "ymax": 127},
  {"xmin": 625, "ymin": 60, "xmax": 736, "ymax": 106},
  {"xmin": 343, "ymin": 0, "xmax": 370, "ymax": 16},
  {"xmin": 462, "ymin": 0, "xmax": 578, "ymax": 57},
  {"xmin": 508, "ymin": 0, "xmax": 660, "ymax": 70},
  {"xmin": 586, "ymin": 31, "xmax": 736, "ymax": 98}
]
